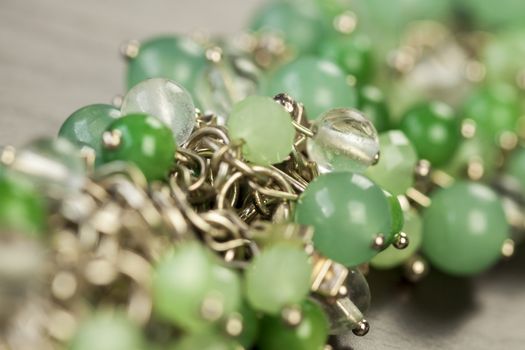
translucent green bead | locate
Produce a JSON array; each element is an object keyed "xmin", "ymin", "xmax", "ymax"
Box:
[
  {"xmin": 366, "ymin": 130, "xmax": 417, "ymax": 195},
  {"xmin": 357, "ymin": 85, "xmax": 390, "ymax": 132},
  {"xmin": 306, "ymin": 108, "xmax": 380, "ymax": 173},
  {"xmin": 257, "ymin": 300, "xmax": 329, "ymax": 350},
  {"xmin": 319, "ymin": 34, "xmax": 374, "ymax": 84},
  {"xmin": 250, "ymin": 1, "xmax": 326, "ymax": 54},
  {"xmin": 121, "ymin": 78, "xmax": 196, "ymax": 145},
  {"xmin": 461, "ymin": 83, "xmax": 521, "ymax": 144},
  {"xmin": 8, "ymin": 138, "xmax": 86, "ymax": 191},
  {"xmin": 384, "ymin": 191, "xmax": 404, "ymax": 242},
  {"xmin": 126, "ymin": 35, "xmax": 207, "ymax": 94},
  {"xmin": 422, "ymin": 182, "xmax": 509, "ymax": 276},
  {"xmin": 295, "ymin": 172, "xmax": 391, "ymax": 266},
  {"xmin": 506, "ymin": 147, "xmax": 525, "ymax": 192},
  {"xmin": 153, "ymin": 242, "xmax": 214, "ymax": 332},
  {"xmin": 371, "ymin": 209, "xmax": 422, "ymax": 269},
  {"xmin": 400, "ymin": 101, "xmax": 460, "ymax": 167},
  {"xmin": 244, "ymin": 242, "xmax": 312, "ymax": 314},
  {"xmin": 171, "ymin": 332, "xmax": 239, "ymax": 350},
  {"xmin": 101, "ymin": 114, "xmax": 176, "ymax": 182},
  {"xmin": 262, "ymin": 57, "xmax": 357, "ymax": 120},
  {"xmin": 69, "ymin": 312, "xmax": 144, "ymax": 350},
  {"xmin": 227, "ymin": 96, "xmax": 295, "ymax": 166},
  {"xmin": 58, "ymin": 104, "xmax": 121, "ymax": 163},
  {"xmin": 0, "ymin": 177, "xmax": 46, "ymax": 237}
]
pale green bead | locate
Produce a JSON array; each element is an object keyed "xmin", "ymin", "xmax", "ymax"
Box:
[
  {"xmin": 371, "ymin": 209, "xmax": 423, "ymax": 269},
  {"xmin": 227, "ymin": 96, "xmax": 295, "ymax": 166},
  {"xmin": 121, "ymin": 78, "xmax": 196, "ymax": 145},
  {"xmin": 69, "ymin": 312, "xmax": 144, "ymax": 350},
  {"xmin": 366, "ymin": 130, "xmax": 417, "ymax": 195},
  {"xmin": 209, "ymin": 264, "xmax": 242, "ymax": 317},
  {"xmin": 307, "ymin": 108, "xmax": 380, "ymax": 173},
  {"xmin": 244, "ymin": 243, "xmax": 312, "ymax": 314}
]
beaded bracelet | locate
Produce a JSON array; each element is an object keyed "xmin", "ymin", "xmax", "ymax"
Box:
[{"xmin": 1, "ymin": 0, "xmax": 524, "ymax": 349}]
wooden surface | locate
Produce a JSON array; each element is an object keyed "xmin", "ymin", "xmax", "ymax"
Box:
[{"xmin": 1, "ymin": 0, "xmax": 524, "ymax": 349}]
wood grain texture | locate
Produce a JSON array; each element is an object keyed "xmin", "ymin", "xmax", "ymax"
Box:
[{"xmin": 0, "ymin": 1, "xmax": 524, "ymax": 349}]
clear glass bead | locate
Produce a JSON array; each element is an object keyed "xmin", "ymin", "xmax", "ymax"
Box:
[
  {"xmin": 121, "ymin": 78, "xmax": 196, "ymax": 145},
  {"xmin": 195, "ymin": 55, "xmax": 261, "ymax": 125},
  {"xmin": 307, "ymin": 108, "xmax": 379, "ymax": 173},
  {"xmin": 8, "ymin": 138, "xmax": 86, "ymax": 191},
  {"xmin": 345, "ymin": 268, "xmax": 371, "ymax": 313},
  {"xmin": 319, "ymin": 297, "xmax": 364, "ymax": 335}
]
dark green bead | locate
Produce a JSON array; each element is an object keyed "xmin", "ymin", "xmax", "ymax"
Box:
[
  {"xmin": 234, "ymin": 302, "xmax": 259, "ymax": 348},
  {"xmin": 250, "ymin": 1, "xmax": 326, "ymax": 54},
  {"xmin": 0, "ymin": 177, "xmax": 46, "ymax": 237},
  {"xmin": 400, "ymin": 102, "xmax": 460, "ymax": 167},
  {"xmin": 318, "ymin": 34, "xmax": 374, "ymax": 84},
  {"xmin": 58, "ymin": 104, "xmax": 121, "ymax": 164},
  {"xmin": 384, "ymin": 191, "xmax": 404, "ymax": 243},
  {"xmin": 357, "ymin": 85, "xmax": 390, "ymax": 132},
  {"xmin": 506, "ymin": 146, "xmax": 525, "ymax": 192},
  {"xmin": 127, "ymin": 36, "xmax": 207, "ymax": 94},
  {"xmin": 257, "ymin": 300, "xmax": 328, "ymax": 350},
  {"xmin": 422, "ymin": 182, "xmax": 509, "ymax": 276},
  {"xmin": 101, "ymin": 114, "xmax": 176, "ymax": 182},
  {"xmin": 295, "ymin": 172, "xmax": 391, "ymax": 266},
  {"xmin": 461, "ymin": 83, "xmax": 521, "ymax": 144}
]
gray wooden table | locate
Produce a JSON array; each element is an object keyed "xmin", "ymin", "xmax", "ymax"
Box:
[{"xmin": 1, "ymin": 0, "xmax": 524, "ymax": 349}]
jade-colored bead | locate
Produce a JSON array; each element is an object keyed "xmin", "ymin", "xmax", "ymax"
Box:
[
  {"xmin": 295, "ymin": 172, "xmax": 391, "ymax": 266},
  {"xmin": 319, "ymin": 34, "xmax": 374, "ymax": 84},
  {"xmin": 69, "ymin": 312, "xmax": 144, "ymax": 350},
  {"xmin": 400, "ymin": 101, "xmax": 460, "ymax": 167},
  {"xmin": 58, "ymin": 104, "xmax": 121, "ymax": 164},
  {"xmin": 506, "ymin": 146, "xmax": 525, "ymax": 193},
  {"xmin": 233, "ymin": 302, "xmax": 259, "ymax": 348},
  {"xmin": 357, "ymin": 85, "xmax": 390, "ymax": 132},
  {"xmin": 422, "ymin": 182, "xmax": 509, "ymax": 276},
  {"xmin": 461, "ymin": 83, "xmax": 521, "ymax": 144},
  {"xmin": 171, "ymin": 332, "xmax": 239, "ymax": 350},
  {"xmin": 209, "ymin": 264, "xmax": 242, "ymax": 317},
  {"xmin": 0, "ymin": 177, "xmax": 46, "ymax": 237},
  {"xmin": 250, "ymin": 1, "xmax": 326, "ymax": 54},
  {"xmin": 257, "ymin": 299, "xmax": 329, "ymax": 350},
  {"xmin": 384, "ymin": 191, "xmax": 404, "ymax": 242},
  {"xmin": 371, "ymin": 209, "xmax": 422, "ymax": 269},
  {"xmin": 101, "ymin": 114, "xmax": 175, "ymax": 182},
  {"xmin": 262, "ymin": 56, "xmax": 357, "ymax": 120},
  {"xmin": 227, "ymin": 96, "xmax": 295, "ymax": 166},
  {"xmin": 366, "ymin": 130, "xmax": 417, "ymax": 195},
  {"xmin": 126, "ymin": 36, "xmax": 207, "ymax": 94},
  {"xmin": 153, "ymin": 242, "xmax": 214, "ymax": 332},
  {"xmin": 244, "ymin": 242, "xmax": 312, "ymax": 314}
]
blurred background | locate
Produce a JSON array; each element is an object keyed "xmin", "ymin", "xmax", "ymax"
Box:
[{"xmin": 1, "ymin": 0, "xmax": 525, "ymax": 349}]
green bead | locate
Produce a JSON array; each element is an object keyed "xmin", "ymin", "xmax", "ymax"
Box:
[
  {"xmin": 459, "ymin": 0, "xmax": 525, "ymax": 28},
  {"xmin": 171, "ymin": 332, "xmax": 239, "ymax": 350},
  {"xmin": 58, "ymin": 104, "xmax": 121, "ymax": 164},
  {"xmin": 506, "ymin": 146, "xmax": 525, "ymax": 193},
  {"xmin": 262, "ymin": 57, "xmax": 357, "ymax": 120},
  {"xmin": 357, "ymin": 85, "xmax": 390, "ymax": 132},
  {"xmin": 483, "ymin": 28, "xmax": 525, "ymax": 84},
  {"xmin": 69, "ymin": 312, "xmax": 144, "ymax": 350},
  {"xmin": 257, "ymin": 300, "xmax": 329, "ymax": 350},
  {"xmin": 209, "ymin": 264, "xmax": 242, "ymax": 317},
  {"xmin": 153, "ymin": 242, "xmax": 214, "ymax": 332},
  {"xmin": 244, "ymin": 242, "xmax": 312, "ymax": 314},
  {"xmin": 319, "ymin": 34, "xmax": 374, "ymax": 84},
  {"xmin": 366, "ymin": 130, "xmax": 417, "ymax": 195},
  {"xmin": 400, "ymin": 102, "xmax": 460, "ymax": 167},
  {"xmin": 371, "ymin": 209, "xmax": 422, "ymax": 269},
  {"xmin": 422, "ymin": 182, "xmax": 509, "ymax": 276},
  {"xmin": 101, "ymin": 114, "xmax": 176, "ymax": 182},
  {"xmin": 384, "ymin": 191, "xmax": 404, "ymax": 241},
  {"xmin": 250, "ymin": 1, "xmax": 326, "ymax": 54},
  {"xmin": 461, "ymin": 83, "xmax": 521, "ymax": 144},
  {"xmin": 227, "ymin": 96, "xmax": 295, "ymax": 166},
  {"xmin": 127, "ymin": 35, "xmax": 207, "ymax": 94},
  {"xmin": 0, "ymin": 177, "xmax": 46, "ymax": 236},
  {"xmin": 295, "ymin": 172, "xmax": 391, "ymax": 266},
  {"xmin": 234, "ymin": 302, "xmax": 259, "ymax": 348}
]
